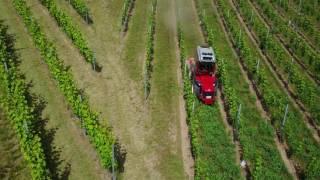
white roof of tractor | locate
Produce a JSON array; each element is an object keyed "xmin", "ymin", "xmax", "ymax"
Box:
[{"xmin": 197, "ymin": 46, "xmax": 216, "ymax": 63}]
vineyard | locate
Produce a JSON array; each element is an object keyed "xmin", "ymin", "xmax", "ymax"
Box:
[{"xmin": 0, "ymin": 0, "xmax": 319, "ymax": 179}]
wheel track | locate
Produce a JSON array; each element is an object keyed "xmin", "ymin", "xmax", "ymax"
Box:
[{"xmin": 193, "ymin": 0, "xmax": 247, "ymax": 178}]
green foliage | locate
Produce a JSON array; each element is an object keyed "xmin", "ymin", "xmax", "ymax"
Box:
[
  {"xmin": 177, "ymin": 24, "xmax": 241, "ymax": 179},
  {"xmin": 39, "ymin": 0, "xmax": 95, "ymax": 67},
  {"xmin": 13, "ymin": 0, "xmax": 115, "ymax": 169},
  {"xmin": 144, "ymin": 0, "xmax": 157, "ymax": 97},
  {"xmin": 0, "ymin": 22, "xmax": 51, "ymax": 180},
  {"xmin": 290, "ymin": 0, "xmax": 320, "ymax": 21},
  {"xmin": 236, "ymin": 0, "xmax": 320, "ymax": 128},
  {"xmin": 251, "ymin": 0, "xmax": 320, "ymax": 82},
  {"xmin": 196, "ymin": 0, "xmax": 292, "ymax": 178},
  {"xmin": 269, "ymin": 0, "xmax": 320, "ymax": 49},
  {"xmin": 67, "ymin": 0, "xmax": 90, "ymax": 23},
  {"xmin": 120, "ymin": 0, "xmax": 135, "ymax": 31},
  {"xmin": 217, "ymin": 0, "xmax": 320, "ymax": 178}
]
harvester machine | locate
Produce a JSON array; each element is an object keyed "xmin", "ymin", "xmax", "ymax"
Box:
[{"xmin": 186, "ymin": 45, "xmax": 217, "ymax": 105}]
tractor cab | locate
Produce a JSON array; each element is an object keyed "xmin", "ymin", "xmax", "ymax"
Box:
[{"xmin": 189, "ymin": 46, "xmax": 217, "ymax": 105}]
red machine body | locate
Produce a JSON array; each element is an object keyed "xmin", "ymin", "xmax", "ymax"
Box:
[{"xmin": 187, "ymin": 46, "xmax": 217, "ymax": 105}]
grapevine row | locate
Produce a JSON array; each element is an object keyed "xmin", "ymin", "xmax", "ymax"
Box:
[
  {"xmin": 177, "ymin": 24, "xmax": 241, "ymax": 179},
  {"xmin": 290, "ymin": 0, "xmax": 320, "ymax": 22},
  {"xmin": 13, "ymin": 0, "xmax": 116, "ymax": 169},
  {"xmin": 39, "ymin": 0, "xmax": 96, "ymax": 69},
  {"xmin": 235, "ymin": 0, "xmax": 320, "ymax": 127},
  {"xmin": 66, "ymin": 0, "xmax": 92, "ymax": 24},
  {"xmin": 250, "ymin": 0, "xmax": 320, "ymax": 83},
  {"xmin": 120, "ymin": 0, "xmax": 135, "ymax": 32},
  {"xmin": 196, "ymin": 0, "xmax": 293, "ymax": 178},
  {"xmin": 215, "ymin": 0, "xmax": 320, "ymax": 178},
  {"xmin": 144, "ymin": 0, "xmax": 157, "ymax": 98},
  {"xmin": 269, "ymin": 0, "xmax": 320, "ymax": 51},
  {"xmin": 0, "ymin": 22, "xmax": 50, "ymax": 179}
]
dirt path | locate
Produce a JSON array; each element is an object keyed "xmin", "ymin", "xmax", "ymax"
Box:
[
  {"xmin": 0, "ymin": 1, "xmax": 113, "ymax": 179},
  {"xmin": 27, "ymin": 0, "xmax": 188, "ymax": 179},
  {"xmin": 186, "ymin": 0, "xmax": 246, "ymax": 178},
  {"xmin": 230, "ymin": 0, "xmax": 320, "ymax": 143},
  {"xmin": 189, "ymin": 0, "xmax": 246, "ymax": 178},
  {"xmin": 216, "ymin": 91, "xmax": 246, "ymax": 178},
  {"xmin": 176, "ymin": 48, "xmax": 194, "ymax": 180}
]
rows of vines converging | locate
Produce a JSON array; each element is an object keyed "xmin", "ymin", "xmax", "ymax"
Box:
[
  {"xmin": 290, "ymin": 0, "xmax": 320, "ymax": 22},
  {"xmin": 234, "ymin": 0, "xmax": 320, "ymax": 127},
  {"xmin": 66, "ymin": 0, "xmax": 92, "ymax": 23},
  {"xmin": 144, "ymin": 0, "xmax": 157, "ymax": 98},
  {"xmin": 13, "ymin": 0, "xmax": 116, "ymax": 169},
  {"xmin": 195, "ymin": 0, "xmax": 291, "ymax": 178},
  {"xmin": 268, "ymin": 0, "xmax": 320, "ymax": 51},
  {"xmin": 215, "ymin": 0, "xmax": 320, "ymax": 178},
  {"xmin": 0, "ymin": 22, "xmax": 50, "ymax": 179},
  {"xmin": 177, "ymin": 24, "xmax": 241, "ymax": 179},
  {"xmin": 38, "ymin": 0, "xmax": 97, "ymax": 69},
  {"xmin": 249, "ymin": 0, "xmax": 320, "ymax": 82}
]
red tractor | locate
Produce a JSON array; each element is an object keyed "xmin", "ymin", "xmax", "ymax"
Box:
[{"xmin": 186, "ymin": 46, "xmax": 217, "ymax": 105}]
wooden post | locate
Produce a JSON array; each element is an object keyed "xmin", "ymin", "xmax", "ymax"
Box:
[
  {"xmin": 287, "ymin": 58, "xmax": 294, "ymax": 84},
  {"xmin": 3, "ymin": 61, "xmax": 8, "ymax": 72},
  {"xmin": 298, "ymin": 0, "xmax": 302, "ymax": 13},
  {"xmin": 236, "ymin": 104, "xmax": 242, "ymax": 129},
  {"xmin": 192, "ymin": 101, "xmax": 195, "ymax": 113},
  {"xmin": 238, "ymin": 29, "xmax": 242, "ymax": 47},
  {"xmin": 79, "ymin": 94, "xmax": 82, "ymax": 102},
  {"xmin": 281, "ymin": 104, "xmax": 289, "ymax": 128},
  {"xmin": 86, "ymin": 11, "xmax": 88, "ymax": 24},
  {"xmin": 144, "ymin": 71, "xmax": 147, "ymax": 100},
  {"xmin": 23, "ymin": 120, "xmax": 29, "ymax": 134},
  {"xmin": 250, "ymin": 9, "xmax": 253, "ymax": 25},
  {"xmin": 256, "ymin": 59, "xmax": 260, "ymax": 74},
  {"xmin": 235, "ymin": 104, "xmax": 242, "ymax": 140},
  {"xmin": 280, "ymin": 104, "xmax": 289, "ymax": 141},
  {"xmin": 112, "ymin": 143, "xmax": 116, "ymax": 180}
]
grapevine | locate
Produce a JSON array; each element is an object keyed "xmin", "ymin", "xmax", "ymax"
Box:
[
  {"xmin": 13, "ymin": 0, "xmax": 116, "ymax": 169},
  {"xmin": 0, "ymin": 21, "xmax": 51, "ymax": 180}
]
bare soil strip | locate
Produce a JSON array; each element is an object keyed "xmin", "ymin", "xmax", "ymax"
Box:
[
  {"xmin": 28, "ymin": 0, "xmax": 188, "ymax": 178},
  {"xmin": 193, "ymin": 0, "xmax": 247, "ymax": 178},
  {"xmin": 176, "ymin": 43, "xmax": 195, "ymax": 180}
]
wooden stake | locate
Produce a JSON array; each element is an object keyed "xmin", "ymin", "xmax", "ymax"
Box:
[{"xmin": 112, "ymin": 143, "xmax": 116, "ymax": 180}]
